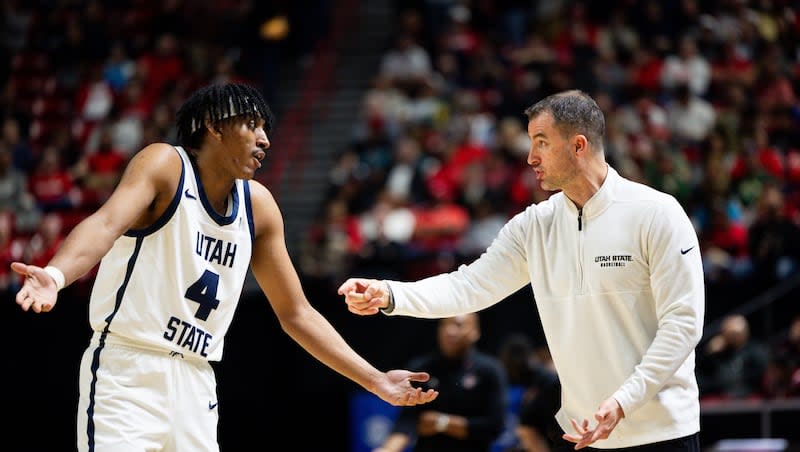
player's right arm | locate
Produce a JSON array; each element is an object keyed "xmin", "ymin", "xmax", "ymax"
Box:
[
  {"xmin": 12, "ymin": 143, "xmax": 180, "ymax": 312},
  {"xmin": 247, "ymin": 180, "xmax": 438, "ymax": 406}
]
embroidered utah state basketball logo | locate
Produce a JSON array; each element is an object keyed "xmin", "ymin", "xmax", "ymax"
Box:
[{"xmin": 594, "ymin": 254, "xmax": 633, "ymax": 268}]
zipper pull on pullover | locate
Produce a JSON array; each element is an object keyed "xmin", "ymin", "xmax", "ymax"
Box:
[{"xmin": 578, "ymin": 208, "xmax": 583, "ymax": 231}]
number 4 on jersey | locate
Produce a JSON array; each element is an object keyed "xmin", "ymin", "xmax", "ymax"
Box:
[{"xmin": 185, "ymin": 269, "xmax": 221, "ymax": 321}]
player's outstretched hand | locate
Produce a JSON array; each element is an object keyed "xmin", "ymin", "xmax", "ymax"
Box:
[
  {"xmin": 374, "ymin": 370, "xmax": 439, "ymax": 406},
  {"xmin": 11, "ymin": 262, "xmax": 59, "ymax": 313},
  {"xmin": 337, "ymin": 278, "xmax": 390, "ymax": 316}
]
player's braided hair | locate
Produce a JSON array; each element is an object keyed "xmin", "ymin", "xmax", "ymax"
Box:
[{"xmin": 176, "ymin": 82, "xmax": 274, "ymax": 150}]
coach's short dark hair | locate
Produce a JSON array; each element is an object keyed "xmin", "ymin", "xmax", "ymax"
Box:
[
  {"xmin": 176, "ymin": 82, "xmax": 274, "ymax": 149},
  {"xmin": 524, "ymin": 90, "xmax": 605, "ymax": 150}
]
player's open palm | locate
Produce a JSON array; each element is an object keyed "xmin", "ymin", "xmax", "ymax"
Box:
[
  {"xmin": 375, "ymin": 370, "xmax": 439, "ymax": 406},
  {"xmin": 11, "ymin": 262, "xmax": 59, "ymax": 313}
]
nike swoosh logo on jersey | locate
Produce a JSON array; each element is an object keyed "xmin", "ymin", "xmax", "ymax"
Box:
[
  {"xmin": 681, "ymin": 246, "xmax": 694, "ymax": 255},
  {"xmin": 209, "ymin": 401, "xmax": 218, "ymax": 410},
  {"xmin": 185, "ymin": 189, "xmax": 197, "ymax": 200}
]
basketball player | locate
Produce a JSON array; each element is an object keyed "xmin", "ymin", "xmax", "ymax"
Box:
[{"xmin": 11, "ymin": 82, "xmax": 438, "ymax": 452}]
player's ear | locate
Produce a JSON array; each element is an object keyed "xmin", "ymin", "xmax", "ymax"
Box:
[{"xmin": 205, "ymin": 120, "xmax": 223, "ymax": 141}]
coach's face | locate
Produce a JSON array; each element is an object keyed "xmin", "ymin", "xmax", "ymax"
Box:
[{"xmin": 526, "ymin": 112, "xmax": 581, "ymax": 192}]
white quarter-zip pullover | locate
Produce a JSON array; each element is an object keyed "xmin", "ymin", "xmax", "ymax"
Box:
[{"xmin": 386, "ymin": 166, "xmax": 704, "ymax": 448}]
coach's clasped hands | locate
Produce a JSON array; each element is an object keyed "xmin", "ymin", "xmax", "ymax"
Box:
[
  {"xmin": 563, "ymin": 397, "xmax": 625, "ymax": 449},
  {"xmin": 337, "ymin": 278, "xmax": 390, "ymax": 315}
]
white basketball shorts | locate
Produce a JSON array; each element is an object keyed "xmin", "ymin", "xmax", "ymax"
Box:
[{"xmin": 77, "ymin": 334, "xmax": 219, "ymax": 452}]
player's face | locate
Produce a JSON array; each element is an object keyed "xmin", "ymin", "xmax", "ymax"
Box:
[
  {"xmin": 526, "ymin": 112, "xmax": 579, "ymax": 192},
  {"xmin": 222, "ymin": 116, "xmax": 269, "ymax": 179}
]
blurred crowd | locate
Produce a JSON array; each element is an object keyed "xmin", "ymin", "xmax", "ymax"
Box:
[
  {"xmin": 0, "ymin": 0, "xmax": 332, "ymax": 296},
  {"xmin": 2, "ymin": 0, "xmax": 800, "ymax": 410},
  {"xmin": 697, "ymin": 313, "xmax": 800, "ymax": 400},
  {"xmin": 298, "ymin": 0, "xmax": 800, "ymax": 402}
]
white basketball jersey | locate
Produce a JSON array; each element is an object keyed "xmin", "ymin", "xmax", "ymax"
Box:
[{"xmin": 88, "ymin": 146, "xmax": 254, "ymax": 361}]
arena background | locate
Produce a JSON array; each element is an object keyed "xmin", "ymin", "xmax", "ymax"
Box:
[{"xmin": 4, "ymin": 0, "xmax": 800, "ymax": 451}]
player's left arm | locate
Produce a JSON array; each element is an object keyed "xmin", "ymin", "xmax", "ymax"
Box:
[{"xmin": 246, "ymin": 181, "xmax": 437, "ymax": 405}]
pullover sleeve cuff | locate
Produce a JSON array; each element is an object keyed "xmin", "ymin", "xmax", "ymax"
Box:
[
  {"xmin": 611, "ymin": 390, "xmax": 634, "ymax": 417},
  {"xmin": 379, "ymin": 282, "xmax": 396, "ymax": 315}
]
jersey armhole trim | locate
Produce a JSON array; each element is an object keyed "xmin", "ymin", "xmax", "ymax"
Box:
[
  {"xmin": 124, "ymin": 146, "xmax": 185, "ymax": 238},
  {"xmin": 243, "ymin": 180, "xmax": 255, "ymax": 243}
]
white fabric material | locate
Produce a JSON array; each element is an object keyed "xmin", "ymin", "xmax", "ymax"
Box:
[
  {"xmin": 77, "ymin": 336, "xmax": 219, "ymax": 452},
  {"xmin": 385, "ymin": 166, "xmax": 705, "ymax": 448}
]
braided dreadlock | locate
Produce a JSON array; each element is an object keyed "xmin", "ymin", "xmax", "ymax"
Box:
[{"xmin": 175, "ymin": 82, "xmax": 274, "ymax": 150}]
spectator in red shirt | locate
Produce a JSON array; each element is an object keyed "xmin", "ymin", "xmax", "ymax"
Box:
[
  {"xmin": 22, "ymin": 212, "xmax": 64, "ymax": 269},
  {"xmin": 27, "ymin": 146, "xmax": 80, "ymax": 213},
  {"xmin": 74, "ymin": 126, "xmax": 128, "ymax": 206},
  {"xmin": 730, "ymin": 124, "xmax": 784, "ymax": 208},
  {"xmin": 701, "ymin": 199, "xmax": 751, "ymax": 282},
  {"xmin": 136, "ymin": 33, "xmax": 184, "ymax": 110},
  {"xmin": 412, "ymin": 181, "xmax": 470, "ymax": 256}
]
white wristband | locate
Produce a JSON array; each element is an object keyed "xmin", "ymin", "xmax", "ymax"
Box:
[{"xmin": 44, "ymin": 266, "xmax": 66, "ymax": 291}]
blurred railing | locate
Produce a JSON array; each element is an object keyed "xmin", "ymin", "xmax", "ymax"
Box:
[
  {"xmin": 701, "ymin": 272, "xmax": 800, "ymax": 344},
  {"xmin": 700, "ymin": 398, "xmax": 800, "ymax": 438}
]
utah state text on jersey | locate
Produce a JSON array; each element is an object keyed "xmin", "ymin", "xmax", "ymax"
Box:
[{"xmin": 195, "ymin": 231, "xmax": 237, "ymax": 268}]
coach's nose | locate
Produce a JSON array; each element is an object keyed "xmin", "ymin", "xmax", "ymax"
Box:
[{"xmin": 527, "ymin": 146, "xmax": 539, "ymax": 166}]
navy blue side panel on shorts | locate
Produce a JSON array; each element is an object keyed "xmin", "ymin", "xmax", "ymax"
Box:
[{"xmin": 86, "ymin": 236, "xmax": 144, "ymax": 452}]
